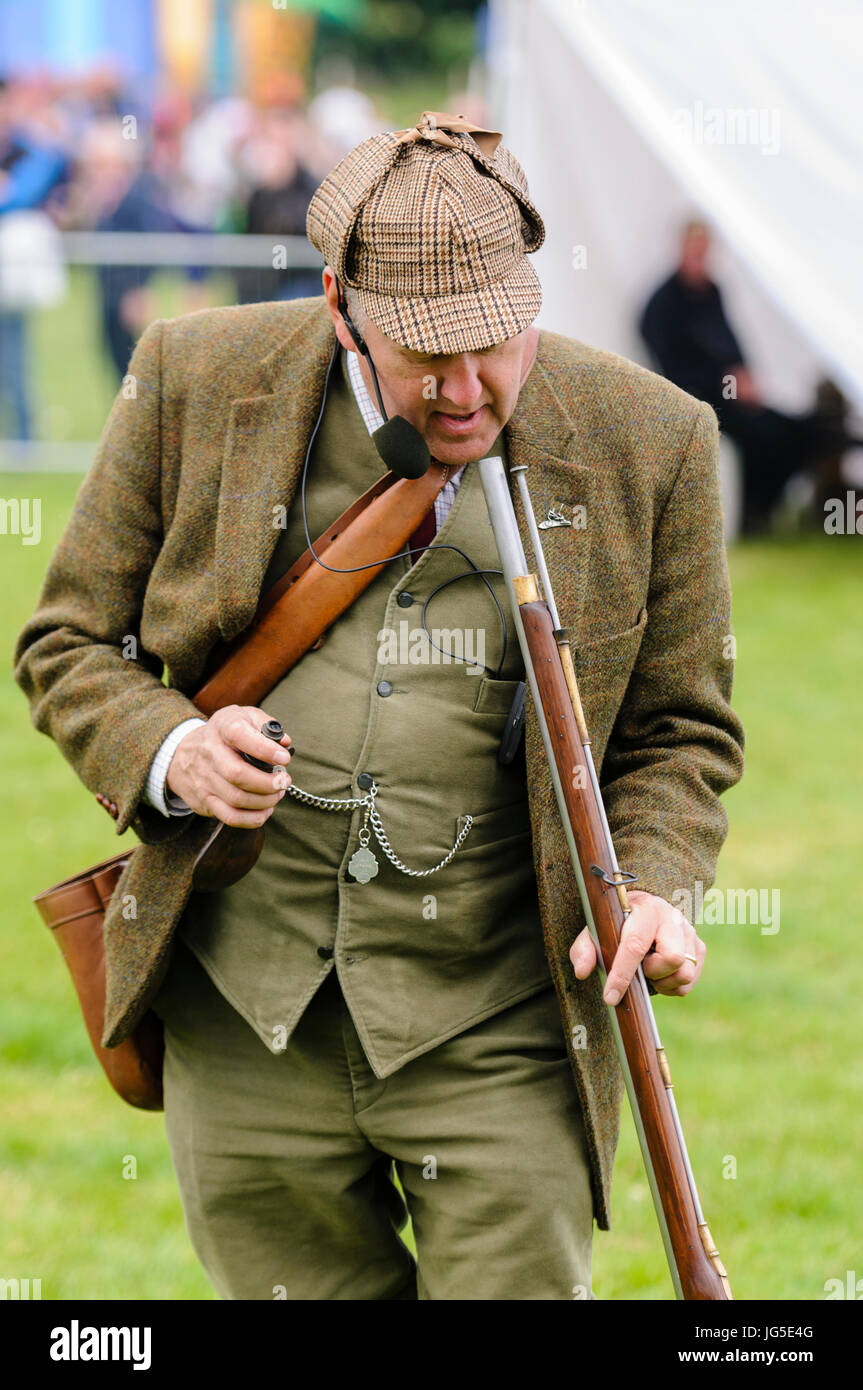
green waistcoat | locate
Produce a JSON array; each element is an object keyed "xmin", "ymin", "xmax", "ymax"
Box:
[{"xmin": 179, "ymin": 348, "xmax": 553, "ymax": 1076}]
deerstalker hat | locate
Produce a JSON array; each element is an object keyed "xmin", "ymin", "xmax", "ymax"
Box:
[{"xmin": 306, "ymin": 110, "xmax": 545, "ymax": 354}]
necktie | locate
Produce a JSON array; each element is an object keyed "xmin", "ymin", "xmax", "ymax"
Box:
[{"xmin": 408, "ymin": 504, "xmax": 437, "ymax": 561}]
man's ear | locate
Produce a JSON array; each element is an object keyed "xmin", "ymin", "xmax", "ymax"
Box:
[
  {"xmin": 518, "ymin": 326, "xmax": 540, "ymax": 388},
  {"xmin": 322, "ymin": 267, "xmax": 358, "ymax": 354}
]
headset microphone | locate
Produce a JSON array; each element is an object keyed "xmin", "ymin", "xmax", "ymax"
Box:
[
  {"xmin": 335, "ymin": 276, "xmax": 430, "ymax": 478},
  {"xmin": 372, "ymin": 416, "xmax": 430, "ymax": 479},
  {"xmin": 297, "ymin": 286, "xmax": 511, "ymax": 691}
]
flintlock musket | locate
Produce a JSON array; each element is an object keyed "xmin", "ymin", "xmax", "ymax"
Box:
[{"xmin": 478, "ymin": 454, "xmax": 732, "ymax": 1301}]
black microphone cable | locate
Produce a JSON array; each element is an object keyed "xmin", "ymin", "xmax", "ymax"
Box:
[{"xmin": 295, "ymin": 304, "xmax": 509, "ymax": 672}]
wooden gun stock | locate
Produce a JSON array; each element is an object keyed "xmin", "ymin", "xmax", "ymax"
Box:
[{"xmin": 194, "ymin": 463, "xmax": 448, "ymax": 715}]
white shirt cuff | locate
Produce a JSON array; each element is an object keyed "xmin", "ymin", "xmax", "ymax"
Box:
[{"xmin": 145, "ymin": 717, "xmax": 207, "ymax": 816}]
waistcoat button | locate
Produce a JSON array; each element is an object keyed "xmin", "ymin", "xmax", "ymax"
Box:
[
  {"xmin": 397, "ymin": 591, "xmax": 414, "ymax": 608},
  {"xmin": 376, "ymin": 680, "xmax": 393, "ymax": 697},
  {"xmin": 357, "ymin": 772, "xmax": 374, "ymax": 790}
]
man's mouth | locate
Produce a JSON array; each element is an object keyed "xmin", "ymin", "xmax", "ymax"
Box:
[{"xmin": 433, "ymin": 406, "xmax": 485, "ymax": 435}]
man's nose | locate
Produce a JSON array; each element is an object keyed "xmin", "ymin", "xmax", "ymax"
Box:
[{"xmin": 436, "ymin": 357, "xmax": 484, "ymax": 410}]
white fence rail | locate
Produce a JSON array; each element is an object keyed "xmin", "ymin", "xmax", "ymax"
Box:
[{"xmin": 0, "ymin": 231, "xmax": 324, "ymax": 464}]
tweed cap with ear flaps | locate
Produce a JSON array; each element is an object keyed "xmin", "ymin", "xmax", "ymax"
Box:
[{"xmin": 306, "ymin": 111, "xmax": 546, "ymax": 354}]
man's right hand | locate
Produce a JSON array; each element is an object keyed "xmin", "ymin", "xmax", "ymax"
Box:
[{"xmin": 166, "ymin": 705, "xmax": 293, "ymax": 826}]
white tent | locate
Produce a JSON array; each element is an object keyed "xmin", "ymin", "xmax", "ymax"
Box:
[{"xmin": 487, "ymin": 0, "xmax": 863, "ymax": 421}]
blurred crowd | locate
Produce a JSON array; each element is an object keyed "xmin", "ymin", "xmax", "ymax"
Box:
[
  {"xmin": 1, "ymin": 70, "xmax": 857, "ymax": 536},
  {"xmin": 0, "ymin": 65, "xmax": 384, "ymax": 430}
]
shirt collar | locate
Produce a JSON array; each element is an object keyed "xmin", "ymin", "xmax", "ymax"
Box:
[{"xmin": 345, "ymin": 347, "xmax": 383, "ymax": 436}]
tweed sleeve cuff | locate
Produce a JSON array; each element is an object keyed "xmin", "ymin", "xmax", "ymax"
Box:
[{"xmin": 145, "ymin": 717, "xmax": 207, "ymax": 816}]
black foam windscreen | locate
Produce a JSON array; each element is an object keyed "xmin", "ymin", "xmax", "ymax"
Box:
[{"xmin": 372, "ymin": 416, "xmax": 431, "ymax": 479}]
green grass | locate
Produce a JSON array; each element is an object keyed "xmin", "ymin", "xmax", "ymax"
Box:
[{"xmin": 3, "ymin": 266, "xmax": 862, "ymax": 1298}]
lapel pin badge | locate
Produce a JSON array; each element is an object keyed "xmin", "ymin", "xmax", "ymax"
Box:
[{"xmin": 538, "ymin": 506, "xmax": 573, "ymax": 530}]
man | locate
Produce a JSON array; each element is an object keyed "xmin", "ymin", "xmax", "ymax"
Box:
[
  {"xmin": 639, "ymin": 219, "xmax": 836, "ymax": 534},
  {"xmin": 233, "ymin": 103, "xmax": 321, "ymax": 305},
  {"xmin": 71, "ymin": 119, "xmax": 208, "ymax": 381},
  {"xmin": 15, "ymin": 113, "xmax": 744, "ymax": 1300}
]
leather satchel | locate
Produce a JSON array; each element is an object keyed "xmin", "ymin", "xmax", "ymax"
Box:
[{"xmin": 34, "ymin": 462, "xmax": 450, "ymax": 1110}]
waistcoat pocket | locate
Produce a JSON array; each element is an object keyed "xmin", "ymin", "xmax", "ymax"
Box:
[
  {"xmin": 472, "ymin": 674, "xmax": 524, "ymax": 717},
  {"xmin": 456, "ymin": 801, "xmax": 532, "ymax": 853}
]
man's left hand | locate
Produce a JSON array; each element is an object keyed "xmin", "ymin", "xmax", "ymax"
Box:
[{"xmin": 569, "ymin": 890, "xmax": 705, "ymax": 1004}]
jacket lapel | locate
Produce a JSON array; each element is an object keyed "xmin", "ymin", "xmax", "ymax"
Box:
[
  {"xmin": 215, "ymin": 302, "xmax": 337, "ymax": 641},
  {"xmin": 505, "ymin": 341, "xmax": 592, "ymax": 641}
]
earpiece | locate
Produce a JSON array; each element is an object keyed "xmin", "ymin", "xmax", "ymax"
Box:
[
  {"xmin": 335, "ymin": 277, "xmax": 369, "ymax": 358},
  {"xmin": 334, "ymin": 275, "xmax": 429, "ymax": 479},
  {"xmin": 296, "ymin": 323, "xmax": 509, "ymax": 681}
]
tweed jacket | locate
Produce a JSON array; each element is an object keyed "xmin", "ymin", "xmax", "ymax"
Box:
[{"xmin": 14, "ymin": 296, "xmax": 745, "ymax": 1230}]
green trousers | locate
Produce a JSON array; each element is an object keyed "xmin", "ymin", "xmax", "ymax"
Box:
[{"xmin": 152, "ymin": 939, "xmax": 596, "ymax": 1300}]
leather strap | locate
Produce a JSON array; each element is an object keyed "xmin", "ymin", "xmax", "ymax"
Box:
[
  {"xmin": 197, "ymin": 466, "xmax": 401, "ymax": 684},
  {"xmin": 253, "ymin": 469, "xmax": 399, "ymax": 621},
  {"xmin": 35, "ymin": 464, "xmax": 447, "ymax": 920},
  {"xmin": 194, "ymin": 461, "xmax": 451, "ymax": 715}
]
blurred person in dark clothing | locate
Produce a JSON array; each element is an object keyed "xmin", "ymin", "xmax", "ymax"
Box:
[
  {"xmin": 640, "ymin": 221, "xmax": 851, "ymax": 535},
  {"xmin": 0, "ymin": 76, "xmax": 67, "ymax": 439},
  {"xmin": 72, "ymin": 120, "xmax": 207, "ymax": 380},
  {"xmin": 234, "ymin": 104, "xmax": 320, "ymax": 305}
]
